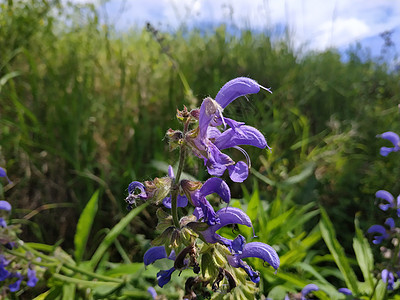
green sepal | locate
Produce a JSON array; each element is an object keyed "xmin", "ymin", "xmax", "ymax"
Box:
[{"xmin": 151, "ymin": 226, "xmax": 174, "ymax": 246}]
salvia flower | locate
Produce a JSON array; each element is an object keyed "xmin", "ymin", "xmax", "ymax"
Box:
[
  {"xmin": 301, "ymin": 284, "xmax": 319, "ymax": 300},
  {"xmin": 227, "ymin": 241, "xmax": 280, "ymax": 283},
  {"xmin": 367, "ymin": 218, "xmax": 395, "ymax": 244},
  {"xmin": 198, "ymin": 207, "xmax": 252, "ymax": 250},
  {"xmin": 186, "ymin": 77, "xmax": 271, "ymax": 182},
  {"xmin": 26, "ymin": 267, "xmax": 38, "ymax": 287},
  {"xmin": 375, "ymin": 190, "xmax": 400, "ymax": 217},
  {"xmin": 381, "ymin": 269, "xmax": 395, "ymax": 290},
  {"xmin": 338, "ymin": 287, "xmax": 352, "ymax": 295},
  {"xmin": 143, "ymin": 246, "xmax": 177, "ymax": 288},
  {"xmin": 190, "ymin": 177, "xmax": 231, "ymax": 225},
  {"xmin": 0, "ymin": 200, "xmax": 12, "ymax": 212},
  {"xmin": 378, "ymin": 131, "xmax": 400, "ymax": 156},
  {"xmin": 0, "ymin": 167, "xmax": 11, "ymax": 184}
]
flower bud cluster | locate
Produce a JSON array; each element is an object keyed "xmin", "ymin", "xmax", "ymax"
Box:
[{"xmin": 125, "ymin": 78, "xmax": 279, "ymax": 299}]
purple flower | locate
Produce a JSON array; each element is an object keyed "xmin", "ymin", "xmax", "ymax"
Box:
[
  {"xmin": 0, "ymin": 217, "xmax": 7, "ymax": 228},
  {"xmin": 143, "ymin": 246, "xmax": 177, "ymax": 288},
  {"xmin": 375, "ymin": 190, "xmax": 400, "ymax": 217},
  {"xmin": 367, "ymin": 218, "xmax": 394, "ymax": 244},
  {"xmin": 0, "ymin": 255, "xmax": 10, "ymax": 281},
  {"xmin": 301, "ymin": 284, "xmax": 319, "ymax": 300},
  {"xmin": 8, "ymin": 273, "xmax": 23, "ymax": 292},
  {"xmin": 0, "ymin": 167, "xmax": 11, "ymax": 184},
  {"xmin": 27, "ymin": 267, "xmax": 38, "ymax": 287},
  {"xmin": 227, "ymin": 241, "xmax": 280, "ymax": 283},
  {"xmin": 338, "ymin": 288, "xmax": 352, "ymax": 295},
  {"xmin": 147, "ymin": 287, "xmax": 157, "ymax": 299},
  {"xmin": 187, "ymin": 78, "xmax": 270, "ymax": 182},
  {"xmin": 378, "ymin": 131, "xmax": 400, "ymax": 156},
  {"xmin": 190, "ymin": 177, "xmax": 231, "ymax": 225},
  {"xmin": 0, "ymin": 200, "xmax": 11, "ymax": 211},
  {"xmin": 162, "ymin": 194, "xmax": 188, "ymax": 209},
  {"xmin": 381, "ymin": 269, "xmax": 395, "ymax": 290},
  {"xmin": 198, "ymin": 207, "xmax": 252, "ymax": 249}
]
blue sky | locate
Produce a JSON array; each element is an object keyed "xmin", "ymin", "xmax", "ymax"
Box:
[{"xmin": 74, "ymin": 0, "xmax": 400, "ymax": 63}]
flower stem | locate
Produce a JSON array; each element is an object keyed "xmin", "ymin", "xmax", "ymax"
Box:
[{"xmin": 171, "ymin": 121, "xmax": 188, "ymax": 228}]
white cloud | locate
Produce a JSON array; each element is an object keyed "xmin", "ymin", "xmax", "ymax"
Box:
[{"xmin": 70, "ymin": 0, "xmax": 400, "ymax": 53}]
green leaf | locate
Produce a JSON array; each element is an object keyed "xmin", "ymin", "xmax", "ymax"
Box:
[
  {"xmin": 62, "ymin": 283, "xmax": 76, "ymax": 300},
  {"xmin": 353, "ymin": 216, "xmax": 375, "ymax": 294},
  {"xmin": 319, "ymin": 206, "xmax": 360, "ymax": 295},
  {"xmin": 88, "ymin": 202, "xmax": 149, "ymax": 270},
  {"xmin": 74, "ymin": 190, "xmax": 99, "ymax": 263}
]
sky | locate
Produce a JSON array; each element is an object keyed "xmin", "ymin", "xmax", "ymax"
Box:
[{"xmin": 76, "ymin": 0, "xmax": 400, "ymax": 62}]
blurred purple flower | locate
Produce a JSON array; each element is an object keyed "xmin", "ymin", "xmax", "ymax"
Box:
[
  {"xmin": 0, "ymin": 255, "xmax": 10, "ymax": 281},
  {"xmin": 0, "ymin": 217, "xmax": 7, "ymax": 228},
  {"xmin": 188, "ymin": 77, "xmax": 270, "ymax": 182},
  {"xmin": 147, "ymin": 287, "xmax": 157, "ymax": 299},
  {"xmin": 0, "ymin": 200, "xmax": 11, "ymax": 211},
  {"xmin": 27, "ymin": 267, "xmax": 38, "ymax": 287},
  {"xmin": 190, "ymin": 177, "xmax": 231, "ymax": 225},
  {"xmin": 338, "ymin": 287, "xmax": 352, "ymax": 295},
  {"xmin": 0, "ymin": 167, "xmax": 11, "ymax": 184},
  {"xmin": 8, "ymin": 273, "xmax": 23, "ymax": 292},
  {"xmin": 301, "ymin": 284, "xmax": 319, "ymax": 299},
  {"xmin": 367, "ymin": 218, "xmax": 395, "ymax": 244},
  {"xmin": 378, "ymin": 131, "xmax": 400, "ymax": 156},
  {"xmin": 375, "ymin": 190, "xmax": 400, "ymax": 217},
  {"xmin": 381, "ymin": 269, "xmax": 395, "ymax": 290}
]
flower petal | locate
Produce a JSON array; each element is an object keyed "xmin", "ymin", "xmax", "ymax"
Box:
[
  {"xmin": 128, "ymin": 181, "xmax": 147, "ymax": 198},
  {"xmin": 376, "ymin": 190, "xmax": 394, "ymax": 207},
  {"xmin": 143, "ymin": 246, "xmax": 168, "ymax": 266},
  {"xmin": 301, "ymin": 284, "xmax": 319, "ymax": 299},
  {"xmin": 379, "ymin": 131, "xmax": 400, "ymax": 147},
  {"xmin": 157, "ymin": 267, "xmax": 175, "ymax": 287},
  {"xmin": 0, "ymin": 200, "xmax": 11, "ymax": 211},
  {"xmin": 199, "ymin": 97, "xmax": 222, "ymax": 139},
  {"xmin": 214, "ymin": 125, "xmax": 268, "ymax": 150},
  {"xmin": 228, "ymin": 161, "xmax": 249, "ymax": 183},
  {"xmin": 200, "ymin": 177, "xmax": 231, "ymax": 204},
  {"xmin": 215, "ymin": 77, "xmax": 261, "ymax": 109},
  {"xmin": 338, "ymin": 288, "xmax": 352, "ymax": 295},
  {"xmin": 168, "ymin": 165, "xmax": 175, "ymax": 180},
  {"xmin": 237, "ymin": 242, "xmax": 280, "ymax": 270},
  {"xmin": 27, "ymin": 268, "xmax": 38, "ymax": 287},
  {"xmin": 162, "ymin": 194, "xmax": 188, "ymax": 209}
]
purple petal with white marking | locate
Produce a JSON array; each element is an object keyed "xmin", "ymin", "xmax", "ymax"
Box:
[
  {"xmin": 157, "ymin": 267, "xmax": 175, "ymax": 287},
  {"xmin": 128, "ymin": 181, "xmax": 147, "ymax": 198}
]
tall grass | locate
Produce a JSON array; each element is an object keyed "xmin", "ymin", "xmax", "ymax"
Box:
[{"xmin": 1, "ymin": 0, "xmax": 399, "ymax": 259}]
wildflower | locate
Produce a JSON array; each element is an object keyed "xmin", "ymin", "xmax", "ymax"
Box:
[
  {"xmin": 0, "ymin": 255, "xmax": 10, "ymax": 281},
  {"xmin": 0, "ymin": 200, "xmax": 11, "ymax": 212},
  {"xmin": 186, "ymin": 77, "xmax": 271, "ymax": 182},
  {"xmin": 375, "ymin": 190, "xmax": 400, "ymax": 217},
  {"xmin": 198, "ymin": 207, "xmax": 252, "ymax": 250},
  {"xmin": 189, "ymin": 177, "xmax": 231, "ymax": 225},
  {"xmin": 338, "ymin": 287, "xmax": 352, "ymax": 295},
  {"xmin": 0, "ymin": 167, "xmax": 11, "ymax": 184},
  {"xmin": 143, "ymin": 246, "xmax": 176, "ymax": 288},
  {"xmin": 227, "ymin": 241, "xmax": 280, "ymax": 283},
  {"xmin": 26, "ymin": 267, "xmax": 38, "ymax": 287},
  {"xmin": 147, "ymin": 286, "xmax": 157, "ymax": 299},
  {"xmin": 381, "ymin": 269, "xmax": 395, "ymax": 290},
  {"xmin": 8, "ymin": 273, "xmax": 23, "ymax": 292},
  {"xmin": 301, "ymin": 284, "xmax": 319, "ymax": 300},
  {"xmin": 377, "ymin": 131, "xmax": 400, "ymax": 156},
  {"xmin": 367, "ymin": 218, "xmax": 395, "ymax": 244}
]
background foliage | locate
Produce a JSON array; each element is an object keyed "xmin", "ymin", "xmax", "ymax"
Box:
[{"xmin": 1, "ymin": 0, "xmax": 400, "ymax": 298}]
